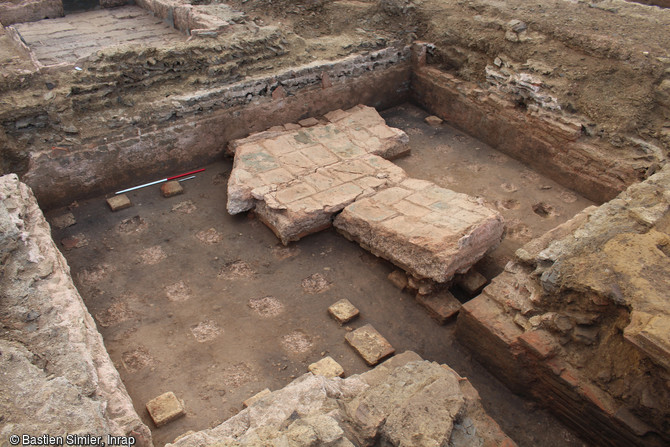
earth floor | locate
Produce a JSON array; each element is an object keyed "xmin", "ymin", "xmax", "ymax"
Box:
[{"xmin": 47, "ymin": 103, "xmax": 593, "ymax": 447}]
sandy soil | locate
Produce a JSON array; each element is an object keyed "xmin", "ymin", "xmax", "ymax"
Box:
[{"xmin": 47, "ymin": 103, "xmax": 592, "ymax": 447}]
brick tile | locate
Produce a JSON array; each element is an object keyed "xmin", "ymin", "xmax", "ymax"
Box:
[
  {"xmin": 312, "ymin": 182, "xmax": 363, "ymax": 211},
  {"xmin": 301, "ymin": 144, "xmax": 339, "ymax": 166},
  {"xmin": 302, "ymin": 171, "xmax": 342, "ymax": 192},
  {"xmin": 518, "ymin": 329, "xmax": 559, "ymax": 360},
  {"xmin": 345, "ymin": 324, "xmax": 395, "ymax": 366},
  {"xmin": 329, "ymin": 158, "xmax": 376, "ymax": 182},
  {"xmin": 273, "ymin": 183, "xmax": 317, "ymax": 204},
  {"xmin": 401, "ymin": 178, "xmax": 433, "ymax": 191},
  {"xmin": 259, "ymin": 168, "xmax": 295, "ymax": 186},
  {"xmin": 369, "ymin": 186, "xmax": 412, "ymax": 205},
  {"xmin": 278, "ymin": 151, "xmax": 316, "ymax": 176},
  {"xmin": 355, "ymin": 176, "xmax": 387, "ymax": 191},
  {"xmin": 107, "ymin": 194, "xmax": 132, "ymax": 211},
  {"xmin": 415, "ymin": 290, "xmax": 461, "ymax": 324},
  {"xmin": 299, "ymin": 117, "xmax": 320, "ymax": 127},
  {"xmin": 309, "ymin": 356, "xmax": 344, "ymax": 378},
  {"xmin": 292, "ymin": 130, "xmax": 318, "ymax": 146},
  {"xmin": 262, "ymin": 135, "xmax": 299, "ymax": 156},
  {"xmin": 368, "ymin": 123, "xmax": 400, "ymax": 140},
  {"xmin": 328, "ymin": 299, "xmax": 360, "ymax": 324},
  {"xmin": 160, "ymin": 180, "xmax": 183, "ymax": 198},
  {"xmin": 392, "ymin": 199, "xmax": 431, "ymax": 218},
  {"xmin": 238, "ymin": 151, "xmax": 279, "ymax": 173},
  {"xmin": 345, "ymin": 199, "xmax": 397, "ymax": 222},
  {"xmin": 328, "ymin": 138, "xmax": 367, "ymax": 159},
  {"xmin": 146, "ymin": 392, "xmax": 185, "ymax": 427}
]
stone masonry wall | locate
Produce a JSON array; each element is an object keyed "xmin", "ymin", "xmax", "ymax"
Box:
[{"xmin": 456, "ymin": 167, "xmax": 670, "ymax": 446}]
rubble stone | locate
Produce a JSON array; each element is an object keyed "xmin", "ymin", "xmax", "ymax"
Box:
[
  {"xmin": 328, "ymin": 299, "xmax": 360, "ymax": 324},
  {"xmin": 455, "ymin": 268, "xmax": 488, "ymax": 296},
  {"xmin": 50, "ymin": 212, "xmax": 76, "ymax": 229},
  {"xmin": 387, "ymin": 269, "xmax": 408, "ymax": 290},
  {"xmin": 345, "ymin": 324, "xmax": 395, "ymax": 366},
  {"xmin": 107, "ymin": 194, "xmax": 132, "ymax": 211},
  {"xmin": 243, "ymin": 388, "xmax": 271, "ymax": 408},
  {"xmin": 424, "ymin": 115, "xmax": 443, "ymax": 126},
  {"xmin": 308, "ymin": 356, "xmax": 344, "ymax": 378},
  {"xmin": 146, "ymin": 391, "xmax": 186, "ymax": 427},
  {"xmin": 161, "ymin": 180, "xmax": 184, "ymax": 197}
]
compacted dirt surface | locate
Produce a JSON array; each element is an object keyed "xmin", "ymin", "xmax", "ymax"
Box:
[{"xmin": 47, "ymin": 103, "xmax": 592, "ymax": 447}]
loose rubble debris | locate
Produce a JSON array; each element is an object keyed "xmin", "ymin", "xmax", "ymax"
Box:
[{"xmin": 165, "ymin": 352, "xmax": 517, "ymax": 447}]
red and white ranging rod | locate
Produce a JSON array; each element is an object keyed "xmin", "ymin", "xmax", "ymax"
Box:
[{"xmin": 115, "ymin": 168, "xmax": 205, "ymax": 195}]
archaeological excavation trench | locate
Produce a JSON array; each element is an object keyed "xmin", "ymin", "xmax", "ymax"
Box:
[{"xmin": 2, "ymin": 1, "xmax": 670, "ymax": 447}]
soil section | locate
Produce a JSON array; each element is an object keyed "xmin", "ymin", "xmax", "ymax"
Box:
[{"xmin": 46, "ymin": 104, "xmax": 591, "ymax": 447}]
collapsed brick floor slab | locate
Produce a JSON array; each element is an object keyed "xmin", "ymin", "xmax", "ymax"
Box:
[
  {"xmin": 227, "ymin": 104, "xmax": 409, "ymax": 243},
  {"xmin": 334, "ymin": 179, "xmax": 505, "ymax": 283},
  {"xmin": 0, "ymin": 174, "xmax": 152, "ymax": 445},
  {"xmin": 166, "ymin": 352, "xmax": 517, "ymax": 447},
  {"xmin": 227, "ymin": 105, "xmax": 504, "ymax": 282}
]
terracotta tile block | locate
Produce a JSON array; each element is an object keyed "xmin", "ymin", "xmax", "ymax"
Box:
[{"xmin": 146, "ymin": 391, "xmax": 185, "ymax": 427}]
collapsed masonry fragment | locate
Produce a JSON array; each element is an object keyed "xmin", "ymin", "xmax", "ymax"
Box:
[
  {"xmin": 166, "ymin": 352, "xmax": 517, "ymax": 447},
  {"xmin": 227, "ymin": 105, "xmax": 505, "ymax": 283}
]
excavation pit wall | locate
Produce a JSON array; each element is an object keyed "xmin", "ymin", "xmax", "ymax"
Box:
[
  {"xmin": 6, "ymin": 44, "xmax": 667, "ymax": 446},
  {"xmin": 21, "ymin": 46, "xmax": 412, "ymax": 209},
  {"xmin": 17, "ymin": 43, "xmax": 657, "ymax": 211}
]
